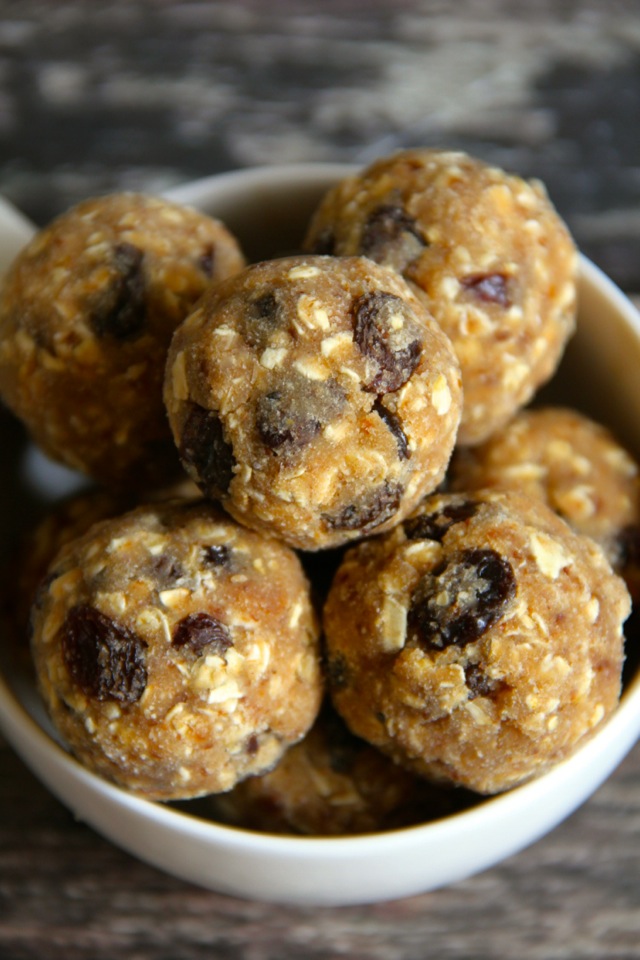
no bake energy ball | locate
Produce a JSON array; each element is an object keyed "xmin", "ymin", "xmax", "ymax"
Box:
[
  {"xmin": 164, "ymin": 254, "xmax": 462, "ymax": 550},
  {"xmin": 211, "ymin": 702, "xmax": 476, "ymax": 836},
  {"xmin": 324, "ymin": 490, "xmax": 630, "ymax": 795},
  {"xmin": 304, "ymin": 149, "xmax": 578, "ymax": 444},
  {"xmin": 0, "ymin": 193, "xmax": 245, "ymax": 486},
  {"xmin": 30, "ymin": 499, "xmax": 322, "ymax": 801},
  {"xmin": 449, "ymin": 406, "xmax": 640, "ymax": 597}
]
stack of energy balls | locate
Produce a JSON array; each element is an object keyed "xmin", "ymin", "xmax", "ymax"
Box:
[{"xmin": 0, "ymin": 149, "xmax": 636, "ymax": 835}]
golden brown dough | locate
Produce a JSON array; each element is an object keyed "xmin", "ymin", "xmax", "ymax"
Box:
[
  {"xmin": 164, "ymin": 254, "xmax": 462, "ymax": 550},
  {"xmin": 0, "ymin": 193, "xmax": 245, "ymax": 486},
  {"xmin": 304, "ymin": 149, "xmax": 577, "ymax": 444},
  {"xmin": 31, "ymin": 499, "xmax": 322, "ymax": 800},
  {"xmin": 324, "ymin": 489, "xmax": 630, "ymax": 794},
  {"xmin": 449, "ymin": 406, "xmax": 640, "ymax": 598}
]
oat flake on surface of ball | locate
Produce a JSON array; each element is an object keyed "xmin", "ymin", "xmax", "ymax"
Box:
[{"xmin": 164, "ymin": 254, "xmax": 462, "ymax": 551}]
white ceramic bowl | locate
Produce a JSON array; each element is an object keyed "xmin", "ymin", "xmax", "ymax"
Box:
[{"xmin": 0, "ymin": 165, "xmax": 639, "ymax": 907}]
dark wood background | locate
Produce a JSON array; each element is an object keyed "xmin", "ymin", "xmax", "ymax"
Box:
[{"xmin": 0, "ymin": 2, "xmax": 639, "ymax": 957}]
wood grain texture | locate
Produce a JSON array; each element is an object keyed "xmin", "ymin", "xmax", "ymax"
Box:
[
  {"xmin": 0, "ymin": 0, "xmax": 639, "ymax": 285},
  {"xmin": 0, "ymin": 736, "xmax": 638, "ymax": 960},
  {"xmin": 0, "ymin": 2, "xmax": 639, "ymax": 956}
]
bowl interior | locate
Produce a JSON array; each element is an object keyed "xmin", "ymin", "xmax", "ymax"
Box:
[{"xmin": 0, "ymin": 164, "xmax": 639, "ymax": 906}]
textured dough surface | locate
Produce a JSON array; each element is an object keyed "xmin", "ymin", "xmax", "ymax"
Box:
[
  {"xmin": 324, "ymin": 489, "xmax": 630, "ymax": 794},
  {"xmin": 30, "ymin": 499, "xmax": 322, "ymax": 800},
  {"xmin": 304, "ymin": 149, "xmax": 578, "ymax": 444},
  {"xmin": 0, "ymin": 193, "xmax": 245, "ymax": 485},
  {"xmin": 165, "ymin": 254, "xmax": 462, "ymax": 550},
  {"xmin": 450, "ymin": 406, "xmax": 640, "ymax": 597},
  {"xmin": 210, "ymin": 702, "xmax": 477, "ymax": 835}
]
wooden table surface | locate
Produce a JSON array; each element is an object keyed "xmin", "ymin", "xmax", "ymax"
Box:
[{"xmin": 0, "ymin": 2, "xmax": 639, "ymax": 957}]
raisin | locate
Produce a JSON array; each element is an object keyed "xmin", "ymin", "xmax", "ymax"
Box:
[
  {"xmin": 246, "ymin": 734, "xmax": 260, "ymax": 755},
  {"xmin": 460, "ymin": 272, "xmax": 511, "ymax": 308},
  {"xmin": 243, "ymin": 291, "xmax": 283, "ymax": 349},
  {"xmin": 464, "ymin": 663, "xmax": 506, "ymax": 700},
  {"xmin": 352, "ymin": 291, "xmax": 422, "ymax": 394},
  {"xmin": 257, "ymin": 390, "xmax": 321, "ymax": 451},
  {"xmin": 324, "ymin": 481, "xmax": 402, "ymax": 532},
  {"xmin": 172, "ymin": 612, "xmax": 232, "ymax": 656},
  {"xmin": 404, "ymin": 500, "xmax": 479, "ymax": 542},
  {"xmin": 179, "ymin": 403, "xmax": 236, "ymax": 498},
  {"xmin": 203, "ymin": 544, "xmax": 231, "ymax": 567},
  {"xmin": 256, "ymin": 375, "xmax": 345, "ymax": 454},
  {"xmin": 325, "ymin": 652, "xmax": 351, "ymax": 690},
  {"xmin": 407, "ymin": 548, "xmax": 516, "ymax": 650},
  {"xmin": 360, "ymin": 203, "xmax": 426, "ymax": 271},
  {"xmin": 90, "ymin": 242, "xmax": 147, "ymax": 339},
  {"xmin": 199, "ymin": 245, "xmax": 216, "ymax": 277},
  {"xmin": 150, "ymin": 554, "xmax": 184, "ymax": 587},
  {"xmin": 373, "ymin": 398, "xmax": 409, "ymax": 460},
  {"xmin": 61, "ymin": 604, "xmax": 148, "ymax": 703},
  {"xmin": 308, "ymin": 228, "xmax": 336, "ymax": 256}
]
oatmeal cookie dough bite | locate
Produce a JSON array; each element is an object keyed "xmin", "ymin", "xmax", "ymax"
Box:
[
  {"xmin": 0, "ymin": 193, "xmax": 246, "ymax": 487},
  {"xmin": 449, "ymin": 406, "xmax": 640, "ymax": 598},
  {"xmin": 304, "ymin": 148, "xmax": 578, "ymax": 445},
  {"xmin": 210, "ymin": 702, "xmax": 477, "ymax": 836},
  {"xmin": 164, "ymin": 254, "xmax": 462, "ymax": 551},
  {"xmin": 323, "ymin": 490, "xmax": 630, "ymax": 795},
  {"xmin": 30, "ymin": 499, "xmax": 322, "ymax": 801}
]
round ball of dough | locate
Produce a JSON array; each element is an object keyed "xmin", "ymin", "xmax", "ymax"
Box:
[
  {"xmin": 211, "ymin": 702, "xmax": 476, "ymax": 836},
  {"xmin": 324, "ymin": 489, "xmax": 630, "ymax": 794},
  {"xmin": 30, "ymin": 499, "xmax": 322, "ymax": 800},
  {"xmin": 0, "ymin": 193, "xmax": 245, "ymax": 486},
  {"xmin": 304, "ymin": 149, "xmax": 578, "ymax": 444},
  {"xmin": 164, "ymin": 254, "xmax": 462, "ymax": 550}
]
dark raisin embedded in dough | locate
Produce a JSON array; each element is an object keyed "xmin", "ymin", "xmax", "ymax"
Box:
[
  {"xmin": 172, "ymin": 612, "xmax": 232, "ymax": 656},
  {"xmin": 464, "ymin": 663, "xmax": 506, "ymax": 700},
  {"xmin": 460, "ymin": 272, "xmax": 511, "ymax": 308},
  {"xmin": 203, "ymin": 544, "xmax": 231, "ymax": 567},
  {"xmin": 360, "ymin": 203, "xmax": 426, "ymax": 271},
  {"xmin": 257, "ymin": 390, "xmax": 321, "ymax": 451},
  {"xmin": 243, "ymin": 291, "xmax": 284, "ymax": 349},
  {"xmin": 325, "ymin": 652, "xmax": 351, "ymax": 691},
  {"xmin": 404, "ymin": 500, "xmax": 479, "ymax": 542},
  {"xmin": 246, "ymin": 734, "xmax": 260, "ymax": 755},
  {"xmin": 90, "ymin": 242, "xmax": 147, "ymax": 339},
  {"xmin": 407, "ymin": 548, "xmax": 516, "ymax": 650},
  {"xmin": 61, "ymin": 604, "xmax": 148, "ymax": 703},
  {"xmin": 324, "ymin": 481, "xmax": 403, "ymax": 532},
  {"xmin": 150, "ymin": 554, "xmax": 184, "ymax": 587},
  {"xmin": 199, "ymin": 245, "xmax": 216, "ymax": 277},
  {"xmin": 352, "ymin": 291, "xmax": 422, "ymax": 394},
  {"xmin": 179, "ymin": 402, "xmax": 236, "ymax": 499},
  {"xmin": 373, "ymin": 398, "xmax": 410, "ymax": 460},
  {"xmin": 256, "ymin": 375, "xmax": 346, "ymax": 454}
]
